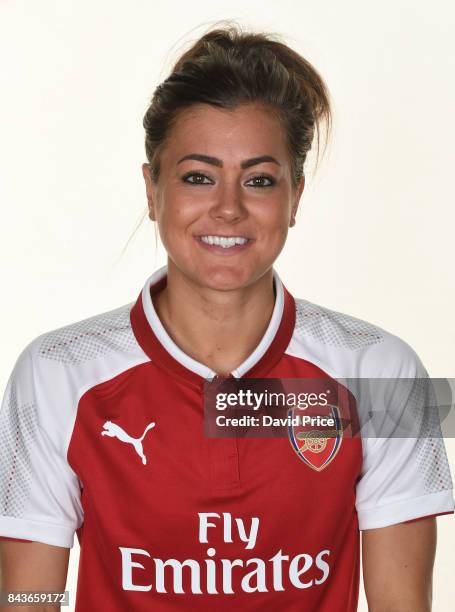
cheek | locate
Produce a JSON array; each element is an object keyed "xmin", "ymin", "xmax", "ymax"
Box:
[
  {"xmin": 254, "ymin": 199, "xmax": 291, "ymax": 233},
  {"xmin": 157, "ymin": 200, "xmax": 200, "ymax": 255},
  {"xmin": 159, "ymin": 201, "xmax": 192, "ymax": 235}
]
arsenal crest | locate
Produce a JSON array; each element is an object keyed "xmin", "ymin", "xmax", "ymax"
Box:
[{"xmin": 287, "ymin": 404, "xmax": 343, "ymax": 471}]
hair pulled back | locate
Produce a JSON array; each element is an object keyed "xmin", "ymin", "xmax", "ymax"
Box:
[{"xmin": 143, "ymin": 22, "xmax": 332, "ymax": 191}]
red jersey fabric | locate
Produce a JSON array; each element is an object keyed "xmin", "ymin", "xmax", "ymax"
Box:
[{"xmin": 0, "ymin": 265, "xmax": 453, "ymax": 611}]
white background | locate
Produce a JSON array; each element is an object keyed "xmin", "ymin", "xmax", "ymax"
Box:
[{"xmin": 1, "ymin": 1, "xmax": 454, "ymax": 610}]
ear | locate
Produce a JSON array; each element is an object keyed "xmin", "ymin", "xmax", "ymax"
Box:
[
  {"xmin": 290, "ymin": 174, "xmax": 305, "ymax": 228},
  {"xmin": 142, "ymin": 163, "xmax": 157, "ymax": 221}
]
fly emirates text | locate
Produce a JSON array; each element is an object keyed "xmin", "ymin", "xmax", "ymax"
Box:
[{"xmin": 119, "ymin": 513, "xmax": 331, "ymax": 595}]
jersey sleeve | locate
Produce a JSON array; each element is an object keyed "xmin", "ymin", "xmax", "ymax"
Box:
[
  {"xmin": 355, "ymin": 338, "xmax": 455, "ymax": 530},
  {"xmin": 0, "ymin": 341, "xmax": 83, "ymax": 547}
]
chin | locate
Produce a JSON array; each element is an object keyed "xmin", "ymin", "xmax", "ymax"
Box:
[{"xmin": 190, "ymin": 264, "xmax": 253, "ymax": 291}]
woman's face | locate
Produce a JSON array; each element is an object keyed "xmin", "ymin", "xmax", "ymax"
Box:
[{"xmin": 142, "ymin": 102, "xmax": 304, "ymax": 291}]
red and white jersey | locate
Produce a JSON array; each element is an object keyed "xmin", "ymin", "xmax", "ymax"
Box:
[{"xmin": 0, "ymin": 264, "xmax": 453, "ymax": 611}]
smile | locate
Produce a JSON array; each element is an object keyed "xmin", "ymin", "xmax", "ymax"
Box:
[
  {"xmin": 195, "ymin": 235, "xmax": 253, "ymax": 256},
  {"xmin": 199, "ymin": 235, "xmax": 249, "ymax": 248}
]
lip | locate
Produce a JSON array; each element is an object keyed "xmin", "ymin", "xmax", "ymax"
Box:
[
  {"xmin": 194, "ymin": 235, "xmax": 253, "ymax": 256},
  {"xmin": 196, "ymin": 234, "xmax": 250, "ymax": 239}
]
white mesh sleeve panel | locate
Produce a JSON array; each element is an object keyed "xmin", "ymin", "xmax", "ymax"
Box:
[
  {"xmin": 289, "ymin": 298, "xmax": 454, "ymax": 529},
  {"xmin": 355, "ymin": 339, "xmax": 454, "ymax": 530},
  {"xmin": 0, "ymin": 343, "xmax": 83, "ymax": 548}
]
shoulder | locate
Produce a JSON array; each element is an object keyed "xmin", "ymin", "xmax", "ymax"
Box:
[
  {"xmin": 28, "ymin": 301, "xmax": 138, "ymax": 365},
  {"xmin": 291, "ymin": 296, "xmax": 428, "ymax": 378},
  {"xmin": 3, "ymin": 302, "xmax": 149, "ymax": 425}
]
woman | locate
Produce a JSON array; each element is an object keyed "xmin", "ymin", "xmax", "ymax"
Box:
[{"xmin": 0, "ymin": 23, "xmax": 453, "ymax": 612}]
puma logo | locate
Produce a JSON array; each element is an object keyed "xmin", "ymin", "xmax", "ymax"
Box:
[{"xmin": 101, "ymin": 420, "xmax": 156, "ymax": 465}]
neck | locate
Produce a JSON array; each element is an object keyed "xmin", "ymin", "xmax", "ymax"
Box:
[{"xmin": 152, "ymin": 261, "xmax": 276, "ymax": 376}]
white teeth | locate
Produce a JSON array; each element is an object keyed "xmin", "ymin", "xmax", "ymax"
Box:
[{"xmin": 200, "ymin": 235, "xmax": 249, "ymax": 248}]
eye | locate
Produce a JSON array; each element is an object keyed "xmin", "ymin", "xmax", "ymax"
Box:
[
  {"xmin": 245, "ymin": 175, "xmax": 276, "ymax": 188},
  {"xmin": 181, "ymin": 172, "xmax": 213, "ymax": 185},
  {"xmin": 181, "ymin": 172, "xmax": 276, "ymax": 187}
]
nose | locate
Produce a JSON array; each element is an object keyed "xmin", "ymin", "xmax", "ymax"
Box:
[{"xmin": 208, "ymin": 180, "xmax": 247, "ymax": 223}]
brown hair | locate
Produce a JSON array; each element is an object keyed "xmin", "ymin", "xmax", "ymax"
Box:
[{"xmin": 143, "ymin": 21, "xmax": 332, "ymax": 191}]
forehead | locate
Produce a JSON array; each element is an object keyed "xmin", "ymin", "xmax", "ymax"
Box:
[{"xmin": 162, "ymin": 103, "xmax": 288, "ymax": 161}]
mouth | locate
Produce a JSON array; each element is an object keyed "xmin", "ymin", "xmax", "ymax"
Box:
[{"xmin": 194, "ymin": 234, "xmax": 253, "ymax": 256}]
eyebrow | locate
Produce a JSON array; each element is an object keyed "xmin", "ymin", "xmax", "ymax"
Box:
[{"xmin": 177, "ymin": 153, "xmax": 281, "ymax": 169}]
